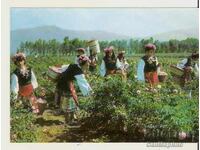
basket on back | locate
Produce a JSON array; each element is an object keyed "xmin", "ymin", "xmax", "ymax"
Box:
[
  {"xmin": 87, "ymin": 40, "xmax": 100, "ymax": 55},
  {"xmin": 47, "ymin": 66, "xmax": 62, "ymax": 81},
  {"xmin": 170, "ymin": 65, "xmax": 184, "ymax": 78},
  {"xmin": 170, "ymin": 65, "xmax": 185, "ymax": 86},
  {"xmin": 158, "ymin": 71, "xmax": 168, "ymax": 82}
]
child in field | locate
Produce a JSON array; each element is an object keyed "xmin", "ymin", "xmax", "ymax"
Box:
[
  {"xmin": 11, "ymin": 52, "xmax": 40, "ymax": 114},
  {"xmin": 75, "ymin": 48, "xmax": 86, "ymax": 64},
  {"xmin": 177, "ymin": 52, "xmax": 199, "ymax": 85},
  {"xmin": 54, "ymin": 55, "xmax": 92, "ymax": 125},
  {"xmin": 100, "ymin": 46, "xmax": 121, "ymax": 77},
  {"xmin": 137, "ymin": 43, "xmax": 159, "ymax": 88}
]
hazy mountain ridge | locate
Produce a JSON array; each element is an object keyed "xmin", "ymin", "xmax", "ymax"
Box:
[{"xmin": 146, "ymin": 28, "xmax": 199, "ymax": 41}]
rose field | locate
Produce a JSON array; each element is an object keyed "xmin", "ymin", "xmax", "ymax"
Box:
[{"xmin": 10, "ymin": 54, "xmax": 199, "ymax": 142}]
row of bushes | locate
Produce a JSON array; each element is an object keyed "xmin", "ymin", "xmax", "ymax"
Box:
[{"xmin": 79, "ymin": 75, "xmax": 199, "ymax": 142}]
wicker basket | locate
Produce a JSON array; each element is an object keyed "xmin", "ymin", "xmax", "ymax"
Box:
[
  {"xmin": 47, "ymin": 67, "xmax": 61, "ymax": 81},
  {"xmin": 158, "ymin": 72, "xmax": 168, "ymax": 82},
  {"xmin": 87, "ymin": 40, "xmax": 100, "ymax": 54},
  {"xmin": 170, "ymin": 65, "xmax": 184, "ymax": 77}
]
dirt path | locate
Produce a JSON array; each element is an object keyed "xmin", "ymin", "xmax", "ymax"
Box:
[
  {"xmin": 35, "ymin": 110, "xmax": 66, "ymax": 142},
  {"xmin": 33, "ymin": 109, "xmax": 126, "ymax": 142}
]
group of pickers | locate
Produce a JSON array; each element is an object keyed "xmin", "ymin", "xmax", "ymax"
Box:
[{"xmin": 11, "ymin": 43, "xmax": 199, "ymax": 125}]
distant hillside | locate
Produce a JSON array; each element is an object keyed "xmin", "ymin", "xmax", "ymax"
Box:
[
  {"xmin": 147, "ymin": 28, "xmax": 199, "ymax": 41},
  {"xmin": 11, "ymin": 26, "xmax": 130, "ymax": 53}
]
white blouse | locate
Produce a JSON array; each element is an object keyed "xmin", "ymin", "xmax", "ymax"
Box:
[
  {"xmin": 117, "ymin": 58, "xmax": 129, "ymax": 70},
  {"xmin": 11, "ymin": 70, "xmax": 38, "ymax": 99},
  {"xmin": 75, "ymin": 74, "xmax": 92, "ymax": 96}
]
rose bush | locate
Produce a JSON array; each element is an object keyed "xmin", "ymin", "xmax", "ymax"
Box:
[
  {"xmin": 79, "ymin": 75, "xmax": 198, "ymax": 142},
  {"xmin": 10, "ymin": 96, "xmax": 37, "ymax": 142}
]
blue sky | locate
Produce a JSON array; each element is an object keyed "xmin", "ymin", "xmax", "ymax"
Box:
[{"xmin": 11, "ymin": 8, "xmax": 198, "ymax": 37}]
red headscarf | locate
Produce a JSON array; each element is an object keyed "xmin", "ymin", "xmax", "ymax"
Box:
[
  {"xmin": 104, "ymin": 46, "xmax": 114, "ymax": 53},
  {"xmin": 144, "ymin": 43, "xmax": 156, "ymax": 51},
  {"xmin": 12, "ymin": 52, "xmax": 26, "ymax": 64}
]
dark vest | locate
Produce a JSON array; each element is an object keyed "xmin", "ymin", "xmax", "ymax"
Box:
[
  {"xmin": 13, "ymin": 67, "xmax": 32, "ymax": 87},
  {"xmin": 57, "ymin": 64, "xmax": 83, "ymax": 91},
  {"xmin": 142, "ymin": 56, "xmax": 158, "ymax": 73},
  {"xmin": 103, "ymin": 56, "xmax": 117, "ymax": 70}
]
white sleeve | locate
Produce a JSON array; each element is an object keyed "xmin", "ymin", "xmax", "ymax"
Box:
[
  {"xmin": 194, "ymin": 63, "xmax": 199, "ymax": 77},
  {"xmin": 31, "ymin": 71, "xmax": 38, "ymax": 89},
  {"xmin": 116, "ymin": 58, "xmax": 122, "ymax": 69},
  {"xmin": 177, "ymin": 59, "xmax": 187, "ymax": 69},
  {"xmin": 11, "ymin": 74, "xmax": 19, "ymax": 99},
  {"xmin": 74, "ymin": 74, "xmax": 92, "ymax": 96},
  {"xmin": 137, "ymin": 59, "xmax": 145, "ymax": 81},
  {"xmin": 155, "ymin": 57, "xmax": 159, "ymax": 66},
  {"xmin": 122, "ymin": 60, "xmax": 129, "ymax": 70},
  {"xmin": 100, "ymin": 60, "xmax": 106, "ymax": 77},
  {"xmin": 75, "ymin": 57, "xmax": 79, "ymax": 64},
  {"xmin": 95, "ymin": 55, "xmax": 98, "ymax": 61}
]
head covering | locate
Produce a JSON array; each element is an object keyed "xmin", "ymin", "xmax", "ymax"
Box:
[
  {"xmin": 144, "ymin": 43, "xmax": 156, "ymax": 51},
  {"xmin": 78, "ymin": 55, "xmax": 91, "ymax": 65},
  {"xmin": 104, "ymin": 46, "xmax": 114, "ymax": 53},
  {"xmin": 191, "ymin": 52, "xmax": 199, "ymax": 59},
  {"xmin": 77, "ymin": 48, "xmax": 86, "ymax": 53},
  {"xmin": 117, "ymin": 51, "xmax": 125, "ymax": 60},
  {"xmin": 12, "ymin": 52, "xmax": 26, "ymax": 64}
]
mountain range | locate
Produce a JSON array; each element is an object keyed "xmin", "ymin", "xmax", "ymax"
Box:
[{"xmin": 146, "ymin": 28, "xmax": 199, "ymax": 41}]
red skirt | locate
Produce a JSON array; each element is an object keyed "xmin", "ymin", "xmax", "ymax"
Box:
[
  {"xmin": 145, "ymin": 72, "xmax": 159, "ymax": 86},
  {"xmin": 19, "ymin": 84, "xmax": 34, "ymax": 97}
]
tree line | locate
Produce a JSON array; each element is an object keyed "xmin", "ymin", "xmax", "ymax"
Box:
[{"xmin": 17, "ymin": 36, "xmax": 199, "ymax": 56}]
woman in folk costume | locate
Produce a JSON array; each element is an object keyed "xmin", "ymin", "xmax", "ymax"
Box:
[
  {"xmin": 11, "ymin": 52, "xmax": 40, "ymax": 114},
  {"xmin": 117, "ymin": 51, "xmax": 129, "ymax": 80},
  {"xmin": 177, "ymin": 52, "xmax": 199, "ymax": 85},
  {"xmin": 117, "ymin": 51, "xmax": 129, "ymax": 71},
  {"xmin": 54, "ymin": 55, "xmax": 92, "ymax": 125},
  {"xmin": 75, "ymin": 48, "xmax": 86, "ymax": 64},
  {"xmin": 137, "ymin": 43, "xmax": 159, "ymax": 87},
  {"xmin": 100, "ymin": 46, "xmax": 121, "ymax": 77}
]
